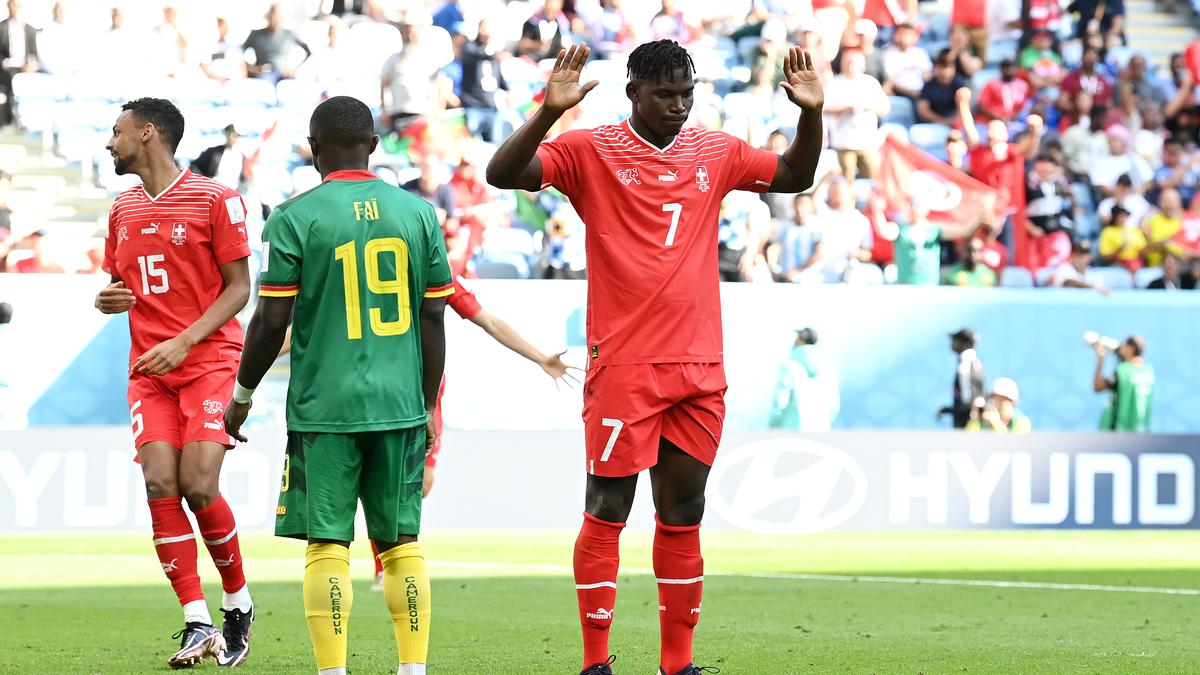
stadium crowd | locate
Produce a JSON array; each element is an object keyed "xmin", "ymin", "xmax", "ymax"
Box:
[{"xmin": 0, "ymin": 0, "xmax": 1198, "ymax": 289}]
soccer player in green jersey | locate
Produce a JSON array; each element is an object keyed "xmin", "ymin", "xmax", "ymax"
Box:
[{"xmin": 223, "ymin": 96, "xmax": 452, "ymax": 675}]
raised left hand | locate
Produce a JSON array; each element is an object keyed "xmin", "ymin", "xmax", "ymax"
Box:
[
  {"xmin": 224, "ymin": 400, "xmax": 252, "ymax": 443},
  {"xmin": 132, "ymin": 335, "xmax": 192, "ymax": 376},
  {"xmin": 780, "ymin": 47, "xmax": 824, "ymax": 111},
  {"xmin": 541, "ymin": 350, "xmax": 583, "ymax": 390}
]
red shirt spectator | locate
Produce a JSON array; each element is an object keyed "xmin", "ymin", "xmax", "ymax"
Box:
[
  {"xmin": 1060, "ymin": 49, "xmax": 1113, "ymax": 107},
  {"xmin": 976, "ymin": 61, "xmax": 1031, "ymax": 122},
  {"xmin": 952, "ymin": 0, "xmax": 986, "ymax": 27},
  {"xmin": 1027, "ymin": 0, "xmax": 1062, "ymax": 31}
]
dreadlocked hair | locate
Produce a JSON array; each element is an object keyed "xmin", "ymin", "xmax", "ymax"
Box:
[{"xmin": 626, "ymin": 40, "xmax": 695, "ymax": 82}]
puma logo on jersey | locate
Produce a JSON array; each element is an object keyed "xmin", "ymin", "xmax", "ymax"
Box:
[
  {"xmin": 658, "ymin": 170, "xmax": 678, "ymax": 182},
  {"xmin": 141, "ymin": 223, "xmax": 159, "ymax": 235},
  {"xmin": 615, "ymin": 168, "xmax": 641, "ymax": 186}
]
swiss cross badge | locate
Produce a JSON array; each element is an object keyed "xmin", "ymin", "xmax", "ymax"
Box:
[
  {"xmin": 696, "ymin": 165, "xmax": 710, "ymax": 193},
  {"xmin": 171, "ymin": 222, "xmax": 188, "ymax": 245}
]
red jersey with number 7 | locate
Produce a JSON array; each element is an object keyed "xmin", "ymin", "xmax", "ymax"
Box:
[
  {"xmin": 536, "ymin": 120, "xmax": 777, "ymax": 366},
  {"xmin": 102, "ymin": 169, "xmax": 251, "ymax": 368}
]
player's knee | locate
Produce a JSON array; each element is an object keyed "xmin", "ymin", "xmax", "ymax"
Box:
[
  {"xmin": 180, "ymin": 482, "xmax": 219, "ymax": 511},
  {"xmin": 659, "ymin": 493, "xmax": 706, "ymax": 526},
  {"xmin": 143, "ymin": 474, "xmax": 179, "ymax": 499},
  {"xmin": 586, "ymin": 492, "xmax": 634, "ymax": 524}
]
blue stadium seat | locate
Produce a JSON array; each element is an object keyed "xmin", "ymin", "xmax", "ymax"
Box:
[
  {"xmin": 1061, "ymin": 42, "xmax": 1083, "ymax": 68},
  {"xmin": 173, "ymin": 78, "xmax": 225, "ymax": 108},
  {"xmin": 1035, "ymin": 266, "xmax": 1057, "ymax": 287},
  {"xmin": 879, "ymin": 122, "xmax": 909, "ymax": 143},
  {"xmin": 476, "ymin": 260, "xmax": 523, "ymax": 279},
  {"xmin": 11, "ymin": 72, "xmax": 65, "ymax": 102},
  {"xmin": 883, "ymin": 96, "xmax": 915, "ymax": 127},
  {"xmin": 922, "ymin": 13, "xmax": 951, "ymax": 42},
  {"xmin": 1093, "ymin": 266, "xmax": 1134, "ymax": 290},
  {"xmin": 224, "ymin": 78, "xmax": 277, "ymax": 108},
  {"xmin": 1135, "ymin": 267, "xmax": 1164, "ymax": 289},
  {"xmin": 275, "ymin": 79, "xmax": 324, "ymax": 109},
  {"xmin": 1000, "ymin": 266, "xmax": 1034, "ymax": 287},
  {"xmin": 908, "ymin": 123, "xmax": 951, "ymax": 153},
  {"xmin": 971, "ymin": 68, "xmax": 999, "ymax": 93}
]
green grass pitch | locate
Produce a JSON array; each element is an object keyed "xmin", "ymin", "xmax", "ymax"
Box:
[{"xmin": 2, "ymin": 530, "xmax": 1199, "ymax": 674}]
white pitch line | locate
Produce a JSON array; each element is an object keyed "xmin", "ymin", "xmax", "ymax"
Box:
[
  {"xmin": 6, "ymin": 555, "xmax": 1199, "ymax": 596},
  {"xmin": 428, "ymin": 560, "xmax": 1200, "ymax": 596}
]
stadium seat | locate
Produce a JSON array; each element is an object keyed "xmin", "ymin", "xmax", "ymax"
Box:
[
  {"xmin": 736, "ymin": 36, "xmax": 761, "ymax": 65},
  {"xmin": 275, "ymin": 79, "xmax": 324, "ymax": 109},
  {"xmin": 852, "ymin": 178, "xmax": 873, "ymax": 207},
  {"xmin": 11, "ymin": 72, "xmax": 65, "ymax": 102},
  {"xmin": 1061, "ymin": 42, "xmax": 1084, "ymax": 67},
  {"xmin": 1000, "ymin": 266, "xmax": 1034, "ymax": 287},
  {"xmin": 482, "ymin": 227, "xmax": 535, "ymax": 260},
  {"xmin": 908, "ymin": 123, "xmax": 951, "ymax": 153},
  {"xmin": 67, "ymin": 75, "xmax": 124, "ymax": 104},
  {"xmin": 476, "ymin": 260, "xmax": 522, "ymax": 279},
  {"xmin": 326, "ymin": 77, "xmax": 382, "ymax": 110},
  {"xmin": 883, "ymin": 96, "xmax": 916, "ymax": 127},
  {"xmin": 986, "ymin": 40, "xmax": 1018, "ymax": 66},
  {"xmin": 879, "ymin": 123, "xmax": 909, "ymax": 143},
  {"xmin": 971, "ymin": 68, "xmax": 1000, "ymax": 93},
  {"xmin": 922, "ymin": 13, "xmax": 951, "ymax": 42},
  {"xmin": 1093, "ymin": 266, "xmax": 1134, "ymax": 290},
  {"xmin": 845, "ymin": 262, "xmax": 884, "ymax": 285},
  {"xmin": 172, "ymin": 78, "xmax": 225, "ymax": 108},
  {"xmin": 224, "ymin": 78, "xmax": 277, "ymax": 108},
  {"xmin": 1135, "ymin": 267, "xmax": 1164, "ymax": 288},
  {"xmin": 296, "ymin": 20, "xmax": 333, "ymax": 52},
  {"xmin": 1035, "ymin": 266, "xmax": 1057, "ymax": 287}
]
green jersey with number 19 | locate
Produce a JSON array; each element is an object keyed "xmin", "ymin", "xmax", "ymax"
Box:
[{"xmin": 258, "ymin": 169, "xmax": 453, "ymax": 433}]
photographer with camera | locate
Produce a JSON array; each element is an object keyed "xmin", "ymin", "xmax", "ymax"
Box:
[
  {"xmin": 966, "ymin": 377, "xmax": 1032, "ymax": 433},
  {"xmin": 1091, "ymin": 333, "xmax": 1155, "ymax": 432}
]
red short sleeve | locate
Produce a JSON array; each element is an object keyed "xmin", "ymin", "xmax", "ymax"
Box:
[
  {"xmin": 447, "ymin": 276, "xmax": 482, "ymax": 320},
  {"xmin": 721, "ymin": 133, "xmax": 778, "ymax": 194},
  {"xmin": 535, "ymin": 128, "xmax": 592, "ymax": 196},
  {"xmin": 210, "ymin": 188, "xmax": 252, "ymax": 265}
]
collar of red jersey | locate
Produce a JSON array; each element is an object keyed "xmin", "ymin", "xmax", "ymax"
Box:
[{"xmin": 323, "ymin": 169, "xmax": 378, "ymax": 182}]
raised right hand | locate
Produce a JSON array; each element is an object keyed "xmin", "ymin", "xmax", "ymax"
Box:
[
  {"xmin": 543, "ymin": 44, "xmax": 599, "ymax": 114},
  {"xmin": 95, "ymin": 281, "xmax": 135, "ymax": 314}
]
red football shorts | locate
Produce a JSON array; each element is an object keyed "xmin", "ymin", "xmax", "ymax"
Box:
[
  {"xmin": 425, "ymin": 377, "xmax": 446, "ymax": 468},
  {"xmin": 126, "ymin": 359, "xmax": 238, "ymax": 451},
  {"xmin": 582, "ymin": 362, "xmax": 727, "ymax": 477}
]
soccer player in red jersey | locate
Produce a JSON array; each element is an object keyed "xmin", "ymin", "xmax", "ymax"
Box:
[
  {"xmin": 487, "ymin": 41, "xmax": 824, "ymax": 675},
  {"xmin": 367, "ymin": 274, "xmax": 580, "ymax": 587},
  {"xmin": 94, "ymin": 98, "xmax": 255, "ymax": 669}
]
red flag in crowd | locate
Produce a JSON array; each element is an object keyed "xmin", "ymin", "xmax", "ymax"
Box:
[{"xmin": 876, "ymin": 135, "xmax": 998, "ymax": 228}]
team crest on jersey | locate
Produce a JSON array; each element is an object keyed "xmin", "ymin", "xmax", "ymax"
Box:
[
  {"xmin": 615, "ymin": 168, "xmax": 641, "ymax": 186},
  {"xmin": 117, "ymin": 224, "xmax": 129, "ymax": 243},
  {"xmin": 696, "ymin": 166, "xmax": 711, "ymax": 192},
  {"xmin": 202, "ymin": 399, "xmax": 224, "ymax": 415},
  {"xmin": 171, "ymin": 222, "xmax": 188, "ymax": 245}
]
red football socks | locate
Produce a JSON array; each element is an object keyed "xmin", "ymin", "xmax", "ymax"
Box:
[
  {"xmin": 192, "ymin": 495, "xmax": 245, "ymax": 594},
  {"xmin": 574, "ymin": 512, "xmax": 625, "ymax": 670},
  {"xmin": 371, "ymin": 540, "xmax": 383, "ymax": 576},
  {"xmin": 654, "ymin": 517, "xmax": 704, "ymax": 675},
  {"xmin": 148, "ymin": 497, "xmax": 204, "ymax": 606}
]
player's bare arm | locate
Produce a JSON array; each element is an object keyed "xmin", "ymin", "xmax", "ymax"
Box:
[
  {"xmin": 95, "ymin": 276, "xmax": 135, "ymax": 314},
  {"xmin": 769, "ymin": 47, "xmax": 825, "ymax": 193},
  {"xmin": 469, "ymin": 309, "xmax": 583, "ymax": 388},
  {"xmin": 420, "ymin": 296, "xmax": 448, "ymax": 452},
  {"xmin": 223, "ymin": 294, "xmax": 294, "ymax": 442},
  {"xmin": 132, "ymin": 258, "xmax": 251, "ymax": 376},
  {"xmin": 486, "ymin": 44, "xmax": 599, "ymax": 191}
]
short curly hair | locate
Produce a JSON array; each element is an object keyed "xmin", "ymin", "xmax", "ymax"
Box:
[{"xmin": 122, "ymin": 98, "xmax": 185, "ymax": 152}]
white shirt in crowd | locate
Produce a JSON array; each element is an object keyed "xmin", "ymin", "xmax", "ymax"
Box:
[
  {"xmin": 823, "ymin": 74, "xmax": 889, "ymax": 152},
  {"xmin": 882, "ymin": 45, "xmax": 931, "ymax": 94}
]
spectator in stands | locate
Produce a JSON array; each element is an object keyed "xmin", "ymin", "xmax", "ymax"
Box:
[
  {"xmin": 1094, "ymin": 335, "xmax": 1154, "ymax": 433},
  {"xmin": 1069, "ymin": 0, "xmax": 1125, "ymax": 48},
  {"xmin": 1019, "ymin": 29, "xmax": 1066, "ymax": 92},
  {"xmin": 974, "ymin": 215, "xmax": 1009, "ymax": 275},
  {"xmin": 1060, "ymin": 48, "xmax": 1114, "ymax": 116},
  {"xmin": 833, "ymin": 19, "xmax": 885, "ymax": 83},
  {"xmin": 777, "ymin": 193, "xmax": 824, "ymax": 284},
  {"xmin": 244, "ymin": 4, "xmax": 310, "ymax": 83},
  {"xmin": 450, "ymin": 151, "xmax": 508, "ymax": 233},
  {"xmin": 516, "ymin": 0, "xmax": 570, "ymax": 61},
  {"xmin": 403, "ymin": 156, "xmax": 458, "ymax": 234},
  {"xmin": 200, "ymin": 17, "xmax": 248, "ymax": 83},
  {"xmin": 1172, "ymin": 192, "xmax": 1200, "ymax": 258},
  {"xmin": 814, "ymin": 177, "xmax": 873, "ymax": 282},
  {"xmin": 149, "ymin": 5, "xmax": 188, "ymax": 78},
  {"xmin": 77, "ymin": 234, "xmax": 104, "ymax": 275},
  {"xmin": 1027, "ymin": 0, "xmax": 1064, "ymax": 33},
  {"xmin": 1116, "ymin": 55, "xmax": 1166, "ymax": 116},
  {"xmin": 1097, "ymin": 173, "xmax": 1151, "ymax": 227},
  {"xmin": 945, "ymin": 127, "xmax": 969, "ymax": 172},
  {"xmin": 1089, "ymin": 125, "xmax": 1153, "ymax": 195},
  {"xmin": 591, "ymin": 0, "xmax": 635, "ymax": 58},
  {"xmin": 945, "ymin": 24, "xmax": 982, "ymax": 80},
  {"xmin": 650, "ymin": 0, "xmax": 698, "ymax": 45},
  {"xmin": 750, "ymin": 18, "xmax": 788, "ymax": 98},
  {"xmin": 718, "ymin": 192, "xmax": 772, "ymax": 282},
  {"xmin": 11, "ymin": 231, "xmax": 64, "ymax": 274},
  {"xmin": 892, "ymin": 200, "xmax": 974, "ymax": 285},
  {"xmin": 381, "ymin": 10, "xmax": 452, "ymax": 132},
  {"xmin": 1147, "ymin": 251, "xmax": 1194, "ymax": 289},
  {"xmin": 1097, "ymin": 205, "xmax": 1145, "ymax": 271},
  {"xmin": 1164, "ymin": 70, "xmax": 1198, "ymax": 144},
  {"xmin": 976, "ymin": 59, "xmax": 1030, "ymax": 123},
  {"xmin": 433, "ymin": 0, "xmax": 465, "ymax": 36},
  {"xmin": 1143, "ymin": 187, "xmax": 1185, "ymax": 268},
  {"xmin": 942, "ymin": 236, "xmax": 998, "ymax": 286},
  {"xmin": 297, "ymin": 15, "xmax": 355, "ymax": 90},
  {"xmin": 190, "ymin": 125, "xmax": 245, "ymax": 191},
  {"xmin": 882, "ymin": 23, "xmax": 930, "ymax": 100},
  {"xmin": 460, "ymin": 19, "xmax": 509, "ymax": 143},
  {"xmin": 824, "ymin": 48, "xmax": 889, "ymax": 180},
  {"xmin": 1050, "ymin": 239, "xmax": 1109, "ymax": 294},
  {"xmin": 967, "ymin": 377, "xmax": 1032, "ymax": 433},
  {"xmin": 0, "ymin": 0, "xmax": 39, "ymax": 127},
  {"xmin": 940, "ymin": 328, "xmax": 984, "ymax": 429},
  {"xmin": 37, "ymin": 2, "xmax": 77, "ymax": 77},
  {"xmin": 1060, "ymin": 97, "xmax": 1105, "ymax": 177},
  {"xmin": 761, "ymin": 130, "xmax": 793, "ymax": 220},
  {"xmin": 951, "ymin": 0, "xmax": 988, "ymax": 61},
  {"xmin": 769, "ymin": 327, "xmax": 840, "ymax": 432},
  {"xmin": 1025, "ymin": 153, "xmax": 1076, "ymax": 270},
  {"xmin": 1151, "ymin": 140, "xmax": 1197, "ymax": 204},
  {"xmin": 918, "ymin": 50, "xmax": 968, "ymax": 127},
  {"xmin": 1133, "ymin": 104, "xmax": 1166, "ymax": 167}
]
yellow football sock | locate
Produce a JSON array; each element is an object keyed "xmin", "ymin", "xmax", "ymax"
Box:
[
  {"xmin": 303, "ymin": 543, "xmax": 353, "ymax": 671},
  {"xmin": 379, "ymin": 542, "xmax": 431, "ymax": 666}
]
